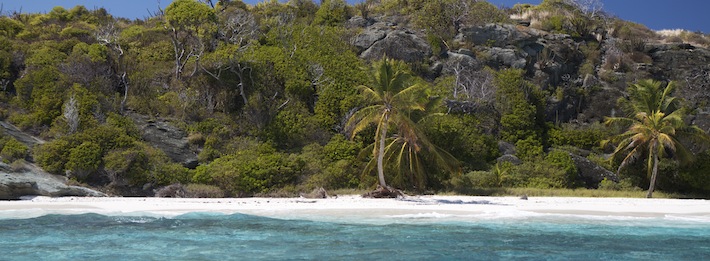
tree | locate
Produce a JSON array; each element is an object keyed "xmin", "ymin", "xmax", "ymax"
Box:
[
  {"xmin": 605, "ymin": 80, "xmax": 709, "ymax": 198},
  {"xmin": 347, "ymin": 58, "xmax": 457, "ymax": 191},
  {"xmin": 163, "ymin": 0, "xmax": 217, "ymax": 79}
]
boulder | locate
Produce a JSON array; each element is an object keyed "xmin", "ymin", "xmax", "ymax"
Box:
[
  {"xmin": 155, "ymin": 183, "xmax": 187, "ymax": 198},
  {"xmin": 0, "ymin": 162, "xmax": 105, "ymax": 199},
  {"xmin": 351, "ymin": 22, "xmax": 389, "ymax": 53},
  {"xmin": 483, "ymin": 47, "xmax": 527, "ymax": 69},
  {"xmin": 456, "ymin": 24, "xmax": 545, "ymax": 48},
  {"xmin": 359, "ymin": 29, "xmax": 432, "ymax": 63},
  {"xmin": 496, "ymin": 154, "xmax": 522, "ymax": 165},
  {"xmin": 568, "ymin": 154, "xmax": 618, "ymax": 188}
]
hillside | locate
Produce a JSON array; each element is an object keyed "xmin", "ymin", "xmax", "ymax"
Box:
[{"xmin": 0, "ymin": 0, "xmax": 709, "ymax": 198}]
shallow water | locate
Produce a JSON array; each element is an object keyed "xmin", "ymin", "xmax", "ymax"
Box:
[{"xmin": 0, "ymin": 212, "xmax": 708, "ymax": 260}]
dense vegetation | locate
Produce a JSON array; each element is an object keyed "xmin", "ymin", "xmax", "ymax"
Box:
[{"xmin": 0, "ymin": 0, "xmax": 708, "ymax": 198}]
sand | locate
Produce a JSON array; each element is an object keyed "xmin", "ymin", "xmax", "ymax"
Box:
[{"xmin": 1, "ymin": 195, "xmax": 709, "ymax": 223}]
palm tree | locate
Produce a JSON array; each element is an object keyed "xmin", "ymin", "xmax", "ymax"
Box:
[
  {"xmin": 605, "ymin": 80, "xmax": 709, "ymax": 198},
  {"xmin": 347, "ymin": 58, "xmax": 457, "ymax": 191},
  {"xmin": 359, "ymin": 97, "xmax": 460, "ymax": 190}
]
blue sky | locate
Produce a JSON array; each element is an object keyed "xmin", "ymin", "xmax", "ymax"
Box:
[{"xmin": 0, "ymin": 0, "xmax": 708, "ymax": 33}]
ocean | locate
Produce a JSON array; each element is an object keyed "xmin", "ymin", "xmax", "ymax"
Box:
[{"xmin": 0, "ymin": 211, "xmax": 708, "ymax": 260}]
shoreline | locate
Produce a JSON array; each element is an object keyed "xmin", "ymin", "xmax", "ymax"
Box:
[{"xmin": 1, "ymin": 195, "xmax": 709, "ymax": 223}]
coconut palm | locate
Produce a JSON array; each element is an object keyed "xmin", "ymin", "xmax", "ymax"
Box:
[
  {"xmin": 347, "ymin": 58, "xmax": 457, "ymax": 190},
  {"xmin": 359, "ymin": 97, "xmax": 460, "ymax": 190},
  {"xmin": 605, "ymin": 80, "xmax": 709, "ymax": 198}
]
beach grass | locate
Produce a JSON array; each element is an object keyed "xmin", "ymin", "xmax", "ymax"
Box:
[{"xmin": 444, "ymin": 187, "xmax": 694, "ymax": 198}]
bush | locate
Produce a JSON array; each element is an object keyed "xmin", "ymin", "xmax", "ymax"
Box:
[
  {"xmin": 545, "ymin": 150, "xmax": 578, "ymax": 187},
  {"xmin": 515, "ymin": 137, "xmax": 544, "ymax": 161},
  {"xmin": 185, "ymin": 184, "xmax": 225, "ymax": 198},
  {"xmin": 499, "ymin": 160, "xmax": 572, "ymax": 189},
  {"xmin": 65, "ymin": 141, "xmax": 103, "ymax": 181},
  {"xmin": 0, "ymin": 138, "xmax": 28, "ymax": 163},
  {"xmin": 193, "ymin": 144, "xmax": 303, "ymax": 196}
]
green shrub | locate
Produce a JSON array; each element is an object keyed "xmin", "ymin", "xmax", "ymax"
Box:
[
  {"xmin": 65, "ymin": 141, "xmax": 102, "ymax": 181},
  {"xmin": 0, "ymin": 138, "xmax": 28, "ymax": 163},
  {"xmin": 515, "ymin": 137, "xmax": 544, "ymax": 161},
  {"xmin": 499, "ymin": 161, "xmax": 571, "ymax": 189},
  {"xmin": 34, "ymin": 138, "xmax": 72, "ymax": 174},
  {"xmin": 185, "ymin": 184, "xmax": 225, "ymax": 198},
  {"xmin": 545, "ymin": 150, "xmax": 578, "ymax": 187},
  {"xmin": 598, "ymin": 178, "xmax": 639, "ymax": 191},
  {"xmin": 193, "ymin": 144, "xmax": 303, "ymax": 196}
]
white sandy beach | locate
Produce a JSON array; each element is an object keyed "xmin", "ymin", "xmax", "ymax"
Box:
[{"xmin": 1, "ymin": 196, "xmax": 709, "ymax": 223}]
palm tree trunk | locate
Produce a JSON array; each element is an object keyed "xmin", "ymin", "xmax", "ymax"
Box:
[
  {"xmin": 377, "ymin": 115, "xmax": 389, "ymax": 188},
  {"xmin": 646, "ymin": 153, "xmax": 659, "ymax": 198}
]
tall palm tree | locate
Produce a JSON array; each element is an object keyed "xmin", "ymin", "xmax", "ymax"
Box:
[
  {"xmin": 606, "ymin": 80, "xmax": 709, "ymax": 198},
  {"xmin": 347, "ymin": 58, "xmax": 456, "ymax": 190}
]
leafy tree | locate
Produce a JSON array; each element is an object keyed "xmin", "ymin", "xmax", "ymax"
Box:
[
  {"xmin": 312, "ymin": 0, "xmax": 348, "ymax": 27},
  {"xmin": 605, "ymin": 80, "xmax": 709, "ymax": 198},
  {"xmin": 494, "ymin": 69, "xmax": 547, "ymax": 144},
  {"xmin": 164, "ymin": 0, "xmax": 217, "ymax": 79}
]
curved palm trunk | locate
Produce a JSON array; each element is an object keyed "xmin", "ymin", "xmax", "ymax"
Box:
[
  {"xmin": 646, "ymin": 153, "xmax": 659, "ymax": 198},
  {"xmin": 377, "ymin": 114, "xmax": 389, "ymax": 188}
]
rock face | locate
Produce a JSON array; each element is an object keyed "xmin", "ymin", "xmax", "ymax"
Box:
[
  {"xmin": 353, "ymin": 21, "xmax": 432, "ymax": 63},
  {"xmin": 0, "ymin": 121, "xmax": 44, "ymax": 146},
  {"xmin": 0, "ymin": 162, "xmax": 106, "ymax": 199},
  {"xmin": 129, "ymin": 113, "xmax": 199, "ymax": 169}
]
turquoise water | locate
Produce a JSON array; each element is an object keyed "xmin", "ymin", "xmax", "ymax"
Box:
[{"xmin": 1, "ymin": 212, "xmax": 709, "ymax": 260}]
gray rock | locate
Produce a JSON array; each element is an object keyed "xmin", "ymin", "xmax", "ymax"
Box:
[
  {"xmin": 496, "ymin": 154, "xmax": 522, "ymax": 165},
  {"xmin": 359, "ymin": 30, "xmax": 432, "ymax": 63},
  {"xmin": 440, "ymin": 51, "xmax": 482, "ymax": 75},
  {"xmin": 155, "ymin": 183, "xmax": 187, "ymax": 198},
  {"xmin": 568, "ymin": 153, "xmax": 618, "ymax": 188},
  {"xmin": 0, "ymin": 162, "xmax": 105, "ymax": 199},
  {"xmin": 484, "ymin": 47, "xmax": 527, "ymax": 69},
  {"xmin": 456, "ymin": 23, "xmax": 546, "ymax": 48},
  {"xmin": 129, "ymin": 113, "xmax": 198, "ymax": 169},
  {"xmin": 0, "ymin": 121, "xmax": 44, "ymax": 146},
  {"xmin": 498, "ymin": 141, "xmax": 516, "ymax": 155},
  {"xmin": 352, "ymin": 23, "xmax": 389, "ymax": 53}
]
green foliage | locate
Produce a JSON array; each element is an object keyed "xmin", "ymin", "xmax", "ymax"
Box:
[
  {"xmin": 0, "ymin": 17, "xmax": 25, "ymax": 37},
  {"xmin": 34, "ymin": 139, "xmax": 71, "ymax": 174},
  {"xmin": 165, "ymin": 0, "xmax": 217, "ymax": 31},
  {"xmin": 312, "ymin": 0, "xmax": 348, "ymax": 27},
  {"xmin": 598, "ymin": 178, "xmax": 639, "ymax": 191},
  {"xmin": 420, "ymin": 114, "xmax": 499, "ymax": 171},
  {"xmin": 544, "ymin": 150, "xmax": 578, "ymax": 187},
  {"xmin": 499, "ymin": 160, "xmax": 573, "ymax": 189},
  {"xmin": 515, "ymin": 137, "xmax": 544, "ymax": 161},
  {"xmin": 0, "ymin": 138, "xmax": 28, "ymax": 163},
  {"xmin": 549, "ymin": 123, "xmax": 609, "ymax": 150},
  {"xmin": 605, "ymin": 80, "xmax": 710, "ymax": 197},
  {"xmin": 65, "ymin": 141, "xmax": 103, "ymax": 181},
  {"xmin": 193, "ymin": 143, "xmax": 303, "ymax": 196},
  {"xmin": 495, "ymin": 69, "xmax": 547, "ymax": 143},
  {"xmin": 449, "ymin": 170, "xmax": 500, "ymax": 192}
]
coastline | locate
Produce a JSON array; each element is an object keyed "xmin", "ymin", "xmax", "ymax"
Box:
[{"xmin": 1, "ymin": 196, "xmax": 709, "ymax": 223}]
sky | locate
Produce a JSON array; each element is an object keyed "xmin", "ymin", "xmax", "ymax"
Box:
[{"xmin": 0, "ymin": 0, "xmax": 708, "ymax": 33}]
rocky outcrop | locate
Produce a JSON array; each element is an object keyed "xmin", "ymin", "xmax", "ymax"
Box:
[
  {"xmin": 0, "ymin": 161, "xmax": 105, "ymax": 199},
  {"xmin": 0, "ymin": 121, "xmax": 44, "ymax": 146},
  {"xmin": 352, "ymin": 21, "xmax": 432, "ymax": 63},
  {"xmin": 648, "ymin": 43, "xmax": 710, "ymax": 115},
  {"xmin": 129, "ymin": 113, "xmax": 198, "ymax": 169}
]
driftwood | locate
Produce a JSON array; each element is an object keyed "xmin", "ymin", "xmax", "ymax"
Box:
[{"xmin": 362, "ymin": 185, "xmax": 405, "ymax": 198}]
